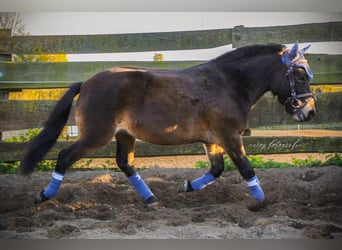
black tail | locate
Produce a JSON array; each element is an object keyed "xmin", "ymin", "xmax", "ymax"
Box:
[{"xmin": 19, "ymin": 82, "xmax": 82, "ymax": 175}]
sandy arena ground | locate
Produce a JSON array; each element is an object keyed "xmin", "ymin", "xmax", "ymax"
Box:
[
  {"xmin": 0, "ymin": 164, "xmax": 341, "ymax": 239},
  {"xmin": 0, "ymin": 130, "xmax": 341, "ymax": 239}
]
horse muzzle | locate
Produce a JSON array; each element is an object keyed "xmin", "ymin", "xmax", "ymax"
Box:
[{"xmin": 291, "ymin": 96, "xmax": 316, "ymax": 122}]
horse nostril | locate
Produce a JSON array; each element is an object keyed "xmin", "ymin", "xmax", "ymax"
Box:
[{"xmin": 308, "ymin": 110, "xmax": 316, "ymax": 118}]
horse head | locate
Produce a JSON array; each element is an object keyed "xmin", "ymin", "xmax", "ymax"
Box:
[{"xmin": 278, "ymin": 41, "xmax": 316, "ymax": 122}]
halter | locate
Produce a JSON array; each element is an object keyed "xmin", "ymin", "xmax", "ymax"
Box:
[
  {"xmin": 280, "ymin": 42, "xmax": 315, "ymax": 110},
  {"xmin": 284, "ymin": 65, "xmax": 314, "ymax": 109}
]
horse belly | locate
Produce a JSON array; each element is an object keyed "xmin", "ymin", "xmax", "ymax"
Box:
[
  {"xmin": 117, "ymin": 112, "xmax": 201, "ymax": 145},
  {"xmin": 134, "ymin": 125, "xmax": 199, "ymax": 145}
]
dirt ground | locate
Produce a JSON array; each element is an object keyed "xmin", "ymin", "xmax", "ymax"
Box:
[
  {"xmin": 1, "ymin": 129, "xmax": 341, "ymax": 239},
  {"xmin": 0, "ymin": 161, "xmax": 341, "ymax": 239}
]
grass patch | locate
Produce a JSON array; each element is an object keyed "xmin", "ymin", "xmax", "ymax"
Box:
[
  {"xmin": 1, "ymin": 130, "xmax": 341, "ymax": 174},
  {"xmin": 0, "ymin": 153, "xmax": 341, "ymax": 174},
  {"xmin": 195, "ymin": 153, "xmax": 342, "ymax": 171}
]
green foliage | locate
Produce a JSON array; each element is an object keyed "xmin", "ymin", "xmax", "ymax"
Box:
[
  {"xmin": 248, "ymin": 155, "xmax": 292, "ymax": 169},
  {"xmin": 4, "ymin": 128, "xmax": 41, "ymax": 142},
  {"xmin": 1, "ymin": 128, "xmax": 342, "ymax": 174},
  {"xmin": 153, "ymin": 53, "xmax": 164, "ymax": 61},
  {"xmin": 194, "ymin": 160, "xmax": 210, "ymax": 169},
  {"xmin": 77, "ymin": 159, "xmax": 94, "ymax": 169},
  {"xmin": 195, "ymin": 156, "xmax": 235, "ymax": 171},
  {"xmin": 324, "ymin": 153, "xmax": 342, "ymax": 166},
  {"xmin": 291, "ymin": 155, "xmax": 322, "ymax": 168},
  {"xmin": 195, "ymin": 153, "xmax": 342, "ymax": 171},
  {"xmin": 2, "ymin": 128, "xmax": 56, "ymax": 173},
  {"xmin": 223, "ymin": 157, "xmax": 236, "ymax": 171},
  {"xmin": 1, "ymin": 153, "xmax": 341, "ymax": 175},
  {"xmin": 36, "ymin": 160, "xmax": 57, "ymax": 172},
  {"xmin": 0, "ymin": 160, "xmax": 57, "ymax": 174},
  {"xmin": 13, "ymin": 53, "xmax": 68, "ymax": 63},
  {"xmin": 0, "ymin": 161, "xmax": 20, "ymax": 174}
]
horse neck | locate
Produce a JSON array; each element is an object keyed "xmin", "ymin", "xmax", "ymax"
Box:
[{"xmin": 213, "ymin": 53, "xmax": 284, "ymax": 108}]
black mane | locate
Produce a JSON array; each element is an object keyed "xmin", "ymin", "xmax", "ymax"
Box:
[{"xmin": 213, "ymin": 44, "xmax": 285, "ymax": 64}]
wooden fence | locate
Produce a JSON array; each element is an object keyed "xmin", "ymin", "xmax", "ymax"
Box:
[{"xmin": 0, "ymin": 22, "xmax": 341, "ymax": 162}]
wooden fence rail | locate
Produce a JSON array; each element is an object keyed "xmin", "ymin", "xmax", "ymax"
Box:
[
  {"xmin": 1, "ymin": 92, "xmax": 341, "ymax": 131},
  {"xmin": 231, "ymin": 22, "xmax": 342, "ymax": 47},
  {"xmin": 0, "ymin": 22, "xmax": 341, "ymax": 55},
  {"xmin": 0, "ymin": 22, "xmax": 341, "ymax": 162},
  {"xmin": 0, "ymin": 53, "xmax": 341, "ymax": 91},
  {"xmin": 1, "ymin": 22, "xmax": 341, "ymax": 90}
]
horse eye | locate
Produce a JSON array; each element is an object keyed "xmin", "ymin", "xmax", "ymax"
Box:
[
  {"xmin": 295, "ymin": 68, "xmax": 308, "ymax": 82},
  {"xmin": 295, "ymin": 71, "xmax": 306, "ymax": 82},
  {"xmin": 297, "ymin": 75, "xmax": 305, "ymax": 82}
]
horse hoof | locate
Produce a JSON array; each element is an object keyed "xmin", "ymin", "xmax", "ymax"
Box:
[
  {"xmin": 146, "ymin": 196, "xmax": 159, "ymax": 207},
  {"xmin": 247, "ymin": 198, "xmax": 268, "ymax": 212},
  {"xmin": 34, "ymin": 190, "xmax": 50, "ymax": 204},
  {"xmin": 177, "ymin": 180, "xmax": 194, "ymax": 193}
]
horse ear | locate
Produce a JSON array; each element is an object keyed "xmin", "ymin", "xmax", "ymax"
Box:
[
  {"xmin": 288, "ymin": 41, "xmax": 299, "ymax": 61},
  {"xmin": 299, "ymin": 44, "xmax": 311, "ymax": 55}
]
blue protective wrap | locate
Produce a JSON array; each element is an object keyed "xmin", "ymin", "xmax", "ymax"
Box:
[
  {"xmin": 191, "ymin": 172, "xmax": 216, "ymax": 191},
  {"xmin": 43, "ymin": 171, "xmax": 64, "ymax": 199},
  {"xmin": 246, "ymin": 176, "xmax": 265, "ymax": 202},
  {"xmin": 128, "ymin": 173, "xmax": 154, "ymax": 201}
]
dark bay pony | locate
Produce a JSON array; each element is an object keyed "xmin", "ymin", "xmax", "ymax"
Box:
[{"xmin": 19, "ymin": 42, "xmax": 316, "ymax": 208}]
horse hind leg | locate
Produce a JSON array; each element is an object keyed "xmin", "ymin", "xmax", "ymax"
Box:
[
  {"xmin": 115, "ymin": 131, "xmax": 159, "ymax": 207},
  {"xmin": 178, "ymin": 143, "xmax": 225, "ymax": 192},
  {"xmin": 34, "ymin": 140, "xmax": 104, "ymax": 203}
]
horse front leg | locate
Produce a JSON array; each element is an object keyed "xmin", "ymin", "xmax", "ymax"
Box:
[
  {"xmin": 222, "ymin": 134, "xmax": 266, "ymax": 210},
  {"xmin": 178, "ymin": 143, "xmax": 225, "ymax": 192},
  {"xmin": 115, "ymin": 131, "xmax": 159, "ymax": 207},
  {"xmin": 178, "ymin": 135, "xmax": 266, "ymax": 211}
]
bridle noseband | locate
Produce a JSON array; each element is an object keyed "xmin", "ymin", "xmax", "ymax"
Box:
[{"xmin": 284, "ymin": 65, "xmax": 314, "ymax": 110}]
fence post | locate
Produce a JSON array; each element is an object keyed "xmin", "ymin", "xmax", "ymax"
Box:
[
  {"xmin": 0, "ymin": 28, "xmax": 12, "ymax": 98},
  {"xmin": 0, "ymin": 29, "xmax": 12, "ymax": 140},
  {"xmin": 0, "ymin": 29, "xmax": 12, "ymax": 60},
  {"xmin": 232, "ymin": 25, "xmax": 244, "ymax": 49}
]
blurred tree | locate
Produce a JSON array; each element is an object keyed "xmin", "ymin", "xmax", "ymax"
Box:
[
  {"xmin": 2, "ymin": 13, "xmax": 68, "ymax": 100},
  {"xmin": 2, "ymin": 13, "xmax": 70, "ymax": 137},
  {"xmin": 0, "ymin": 12, "xmax": 28, "ymax": 36},
  {"xmin": 0, "ymin": 13, "xmax": 67, "ymax": 63}
]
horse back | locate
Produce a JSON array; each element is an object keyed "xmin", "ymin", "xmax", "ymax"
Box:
[{"xmin": 76, "ymin": 66, "xmax": 244, "ymax": 145}]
